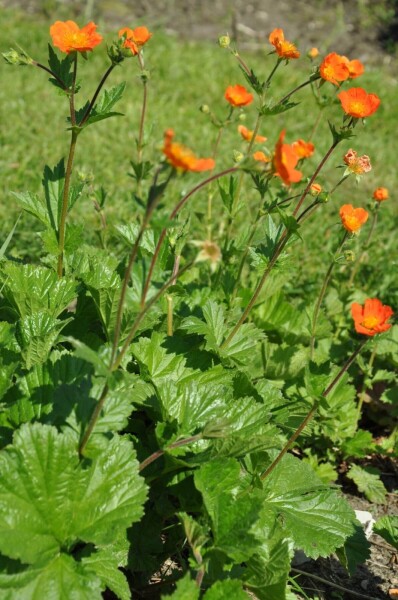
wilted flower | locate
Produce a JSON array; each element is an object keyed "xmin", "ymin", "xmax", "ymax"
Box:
[
  {"xmin": 351, "ymin": 299, "xmax": 393, "ymax": 336},
  {"xmin": 192, "ymin": 240, "xmax": 222, "ymax": 271},
  {"xmin": 338, "ymin": 88, "xmax": 381, "ymax": 118},
  {"xmin": 343, "ymin": 149, "xmax": 372, "ymax": 175},
  {"xmin": 162, "ymin": 129, "xmax": 215, "ymax": 172},
  {"xmin": 238, "ymin": 125, "xmax": 267, "ymax": 143},
  {"xmin": 224, "ymin": 84, "xmax": 253, "ymax": 107},
  {"xmin": 273, "ymin": 130, "xmax": 302, "ymax": 185},
  {"xmin": 268, "ymin": 28, "xmax": 300, "ymax": 59},
  {"xmin": 373, "ymin": 187, "xmax": 389, "ymax": 202},
  {"xmin": 50, "ymin": 20, "xmax": 103, "ymax": 53},
  {"xmin": 339, "ymin": 204, "xmax": 369, "ymax": 233}
]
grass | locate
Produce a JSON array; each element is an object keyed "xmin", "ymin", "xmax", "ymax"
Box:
[{"xmin": 0, "ymin": 6, "xmax": 397, "ymax": 305}]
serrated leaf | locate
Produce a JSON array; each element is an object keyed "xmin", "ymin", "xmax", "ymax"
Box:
[
  {"xmin": 80, "ymin": 545, "xmax": 130, "ymax": 600},
  {"xmin": 1, "ymin": 262, "xmax": 77, "ymax": 318},
  {"xmin": 47, "ymin": 44, "xmax": 74, "ymax": 90},
  {"xmin": 341, "ymin": 429, "xmax": 374, "ymax": 458},
  {"xmin": 203, "ymin": 579, "xmax": 248, "ymax": 599},
  {"xmin": 0, "ymin": 424, "xmax": 147, "ymax": 565},
  {"xmin": 114, "ymin": 223, "xmax": 156, "ymax": 254},
  {"xmin": 42, "ymin": 159, "xmax": 65, "ymax": 230},
  {"xmin": 0, "ymin": 553, "xmax": 103, "ymax": 600},
  {"xmin": 195, "ymin": 458, "xmax": 264, "ymax": 562},
  {"xmin": 374, "ymin": 516, "xmax": 398, "ymax": 550},
  {"xmin": 161, "ymin": 573, "xmax": 199, "ymax": 599},
  {"xmin": 336, "ymin": 523, "xmax": 370, "ymax": 576},
  {"xmin": 132, "ymin": 332, "xmax": 189, "ymax": 384},
  {"xmin": 347, "ymin": 464, "xmax": 387, "ymax": 504},
  {"xmin": 260, "ymin": 100, "xmax": 299, "ymax": 116},
  {"xmin": 16, "ymin": 312, "xmax": 72, "ymax": 369},
  {"xmin": 65, "ymin": 337, "xmax": 110, "ymax": 377},
  {"xmin": 261, "ymin": 454, "xmax": 356, "ymax": 558},
  {"xmin": 81, "ymin": 82, "xmax": 126, "ymax": 127}
]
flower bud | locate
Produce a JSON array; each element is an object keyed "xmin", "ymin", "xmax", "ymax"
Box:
[
  {"xmin": 233, "ymin": 150, "xmax": 244, "ymax": 163},
  {"xmin": 310, "ymin": 183, "xmax": 322, "ymax": 196},
  {"xmin": 308, "ymin": 47, "xmax": 319, "ymax": 59},
  {"xmin": 200, "ymin": 104, "xmax": 210, "ymax": 114},
  {"xmin": 218, "ymin": 34, "xmax": 231, "ymax": 48},
  {"xmin": 107, "ymin": 41, "xmax": 129, "ymax": 65},
  {"xmin": 344, "ymin": 250, "xmax": 355, "ymax": 262},
  {"xmin": 238, "ymin": 113, "xmax": 247, "ymax": 122},
  {"xmin": 2, "ymin": 47, "xmax": 33, "ymax": 66}
]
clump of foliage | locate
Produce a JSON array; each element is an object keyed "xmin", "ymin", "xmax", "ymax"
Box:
[{"xmin": 0, "ymin": 19, "xmax": 396, "ymax": 599}]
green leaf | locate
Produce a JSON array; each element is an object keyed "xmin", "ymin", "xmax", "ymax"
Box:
[
  {"xmin": 180, "ymin": 300, "xmax": 226, "ymax": 348},
  {"xmin": 132, "ymin": 332, "xmax": 189, "ymax": 385},
  {"xmin": 347, "ymin": 464, "xmax": 387, "ymax": 504},
  {"xmin": 161, "ymin": 573, "xmax": 199, "ymax": 599},
  {"xmin": 0, "ymin": 214, "xmax": 21, "ymax": 260},
  {"xmin": 16, "ymin": 312, "xmax": 72, "ymax": 369},
  {"xmin": 80, "ymin": 545, "xmax": 131, "ymax": 600},
  {"xmin": 42, "ymin": 159, "xmax": 65, "ymax": 231},
  {"xmin": 1, "ymin": 262, "xmax": 77, "ymax": 318},
  {"xmin": 0, "ymin": 423, "xmax": 147, "ymax": 564},
  {"xmin": 261, "ymin": 454, "xmax": 356, "ymax": 558},
  {"xmin": 81, "ymin": 82, "xmax": 126, "ymax": 127},
  {"xmin": 47, "ymin": 44, "xmax": 74, "ymax": 90},
  {"xmin": 336, "ymin": 523, "xmax": 370, "ymax": 576},
  {"xmin": 11, "ymin": 191, "xmax": 50, "ymax": 227},
  {"xmin": 0, "ymin": 553, "xmax": 103, "ymax": 600},
  {"xmin": 195, "ymin": 458, "xmax": 263, "ymax": 562},
  {"xmin": 65, "ymin": 337, "xmax": 111, "ymax": 377},
  {"xmin": 244, "ymin": 516, "xmax": 293, "ymax": 600},
  {"xmin": 203, "ymin": 580, "xmax": 248, "ymax": 599},
  {"xmin": 374, "ymin": 516, "xmax": 398, "ymax": 550},
  {"xmin": 115, "ymin": 223, "xmax": 156, "ymax": 254},
  {"xmin": 260, "ymin": 100, "xmax": 299, "ymax": 116},
  {"xmin": 341, "ymin": 429, "xmax": 374, "ymax": 458}
]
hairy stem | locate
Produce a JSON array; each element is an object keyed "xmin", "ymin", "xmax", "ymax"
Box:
[
  {"xmin": 139, "ymin": 433, "xmax": 203, "ymax": 472},
  {"xmin": 140, "ymin": 167, "xmax": 238, "ymax": 307},
  {"xmin": 57, "ymin": 54, "xmax": 78, "ymax": 278},
  {"xmin": 136, "ymin": 52, "xmax": 148, "ymax": 166},
  {"xmin": 260, "ymin": 338, "xmax": 368, "ymax": 480},
  {"xmin": 348, "ymin": 205, "xmax": 379, "ymax": 288},
  {"xmin": 79, "ymin": 64, "xmax": 115, "ymax": 126},
  {"xmin": 310, "ymin": 231, "xmax": 348, "ymax": 357}
]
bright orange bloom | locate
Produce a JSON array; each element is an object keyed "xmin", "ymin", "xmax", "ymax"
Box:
[
  {"xmin": 351, "ymin": 299, "xmax": 393, "ymax": 336},
  {"xmin": 162, "ymin": 129, "xmax": 215, "ymax": 172},
  {"xmin": 310, "ymin": 183, "xmax": 322, "ymax": 195},
  {"xmin": 343, "ymin": 57, "xmax": 365, "ymax": 79},
  {"xmin": 253, "ymin": 151, "xmax": 271, "ymax": 163},
  {"xmin": 273, "ymin": 130, "xmax": 302, "ymax": 185},
  {"xmin": 292, "ymin": 139, "xmax": 315, "ymax": 159},
  {"xmin": 343, "ymin": 149, "xmax": 372, "ymax": 174},
  {"xmin": 308, "ymin": 47, "xmax": 319, "ymax": 59},
  {"xmin": 339, "ymin": 204, "xmax": 369, "ymax": 233},
  {"xmin": 238, "ymin": 125, "xmax": 267, "ymax": 143},
  {"xmin": 118, "ymin": 26, "xmax": 152, "ymax": 55},
  {"xmin": 320, "ymin": 52, "xmax": 350, "ymax": 85},
  {"xmin": 338, "ymin": 88, "xmax": 381, "ymax": 118},
  {"xmin": 224, "ymin": 85, "xmax": 253, "ymax": 107},
  {"xmin": 50, "ymin": 20, "xmax": 102, "ymax": 53},
  {"xmin": 373, "ymin": 187, "xmax": 389, "ymax": 202},
  {"xmin": 269, "ymin": 28, "xmax": 300, "ymax": 59}
]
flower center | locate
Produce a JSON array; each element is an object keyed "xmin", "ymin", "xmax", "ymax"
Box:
[
  {"xmin": 350, "ymin": 101, "xmax": 365, "ymax": 114},
  {"xmin": 361, "ymin": 316, "xmax": 379, "ymax": 329}
]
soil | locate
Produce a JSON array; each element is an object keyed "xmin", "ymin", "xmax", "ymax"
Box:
[{"xmin": 1, "ymin": 1, "xmax": 398, "ymax": 598}]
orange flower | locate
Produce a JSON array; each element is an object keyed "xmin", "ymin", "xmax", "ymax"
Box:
[
  {"xmin": 351, "ymin": 299, "xmax": 393, "ymax": 336},
  {"xmin": 343, "ymin": 57, "xmax": 365, "ymax": 79},
  {"xmin": 339, "ymin": 204, "xmax": 369, "ymax": 233},
  {"xmin": 292, "ymin": 139, "xmax": 315, "ymax": 159},
  {"xmin": 238, "ymin": 125, "xmax": 267, "ymax": 143},
  {"xmin": 269, "ymin": 28, "xmax": 300, "ymax": 59},
  {"xmin": 310, "ymin": 183, "xmax": 322, "ymax": 196},
  {"xmin": 308, "ymin": 47, "xmax": 319, "ymax": 59},
  {"xmin": 343, "ymin": 149, "xmax": 372, "ymax": 175},
  {"xmin": 224, "ymin": 85, "xmax": 253, "ymax": 107},
  {"xmin": 338, "ymin": 87, "xmax": 381, "ymax": 118},
  {"xmin": 162, "ymin": 129, "xmax": 215, "ymax": 172},
  {"xmin": 253, "ymin": 151, "xmax": 271, "ymax": 163},
  {"xmin": 273, "ymin": 130, "xmax": 302, "ymax": 185},
  {"xmin": 118, "ymin": 26, "xmax": 152, "ymax": 55},
  {"xmin": 373, "ymin": 187, "xmax": 389, "ymax": 202},
  {"xmin": 320, "ymin": 52, "xmax": 350, "ymax": 85},
  {"xmin": 50, "ymin": 20, "xmax": 102, "ymax": 53}
]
